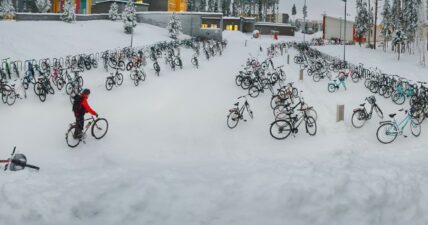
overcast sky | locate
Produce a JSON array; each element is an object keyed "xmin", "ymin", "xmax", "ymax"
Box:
[{"xmin": 279, "ymin": 0, "xmax": 358, "ymax": 21}]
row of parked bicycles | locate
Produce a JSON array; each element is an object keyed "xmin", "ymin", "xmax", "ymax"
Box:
[
  {"xmin": 0, "ymin": 38, "xmax": 228, "ymax": 107},
  {"xmin": 294, "ymin": 43, "xmax": 428, "ymax": 144},
  {"xmin": 227, "ymin": 52, "xmax": 318, "ymax": 141}
]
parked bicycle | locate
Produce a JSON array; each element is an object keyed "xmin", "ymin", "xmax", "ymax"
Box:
[
  {"xmin": 351, "ymin": 96, "xmax": 384, "ymax": 128},
  {"xmin": 376, "ymin": 108, "xmax": 420, "ymax": 144},
  {"xmin": 226, "ymin": 95, "xmax": 254, "ymax": 129}
]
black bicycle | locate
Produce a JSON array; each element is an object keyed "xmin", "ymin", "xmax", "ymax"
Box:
[
  {"xmin": 130, "ymin": 67, "xmax": 146, "ymax": 86},
  {"xmin": 106, "ymin": 68, "xmax": 123, "ymax": 91},
  {"xmin": 270, "ymin": 107, "xmax": 317, "ymax": 140},
  {"xmin": 227, "ymin": 96, "xmax": 254, "ymax": 129},
  {"xmin": 351, "ymin": 95, "xmax": 384, "ymax": 128},
  {"xmin": 65, "ymin": 116, "xmax": 109, "ymax": 148}
]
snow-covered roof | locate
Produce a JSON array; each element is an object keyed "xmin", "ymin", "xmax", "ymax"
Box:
[
  {"xmin": 223, "ymin": 16, "xmax": 240, "ymax": 20},
  {"xmin": 137, "ymin": 11, "xmax": 223, "ymax": 16}
]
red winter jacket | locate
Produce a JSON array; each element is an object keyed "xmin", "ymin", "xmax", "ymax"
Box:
[{"xmin": 81, "ymin": 94, "xmax": 97, "ymax": 116}]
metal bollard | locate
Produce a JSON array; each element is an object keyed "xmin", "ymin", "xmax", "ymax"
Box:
[
  {"xmin": 287, "ymin": 54, "xmax": 290, "ymax": 64},
  {"xmin": 299, "ymin": 69, "xmax": 304, "ymax": 80}
]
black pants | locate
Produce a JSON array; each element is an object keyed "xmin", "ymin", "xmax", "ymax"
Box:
[{"xmin": 75, "ymin": 113, "xmax": 84, "ymax": 137}]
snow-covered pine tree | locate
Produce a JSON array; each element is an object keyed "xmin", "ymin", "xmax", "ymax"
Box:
[
  {"xmin": 0, "ymin": 0, "xmax": 15, "ymax": 18},
  {"xmin": 199, "ymin": 0, "xmax": 206, "ymax": 11},
  {"xmin": 167, "ymin": 13, "xmax": 182, "ymax": 39},
  {"xmin": 355, "ymin": 0, "xmax": 372, "ymax": 46},
  {"xmin": 292, "ymin": 4, "xmax": 296, "ymax": 16},
  {"xmin": 122, "ymin": 0, "xmax": 137, "ymax": 34},
  {"xmin": 61, "ymin": 0, "xmax": 76, "ymax": 23},
  {"xmin": 402, "ymin": 0, "xmax": 421, "ymax": 48},
  {"xmin": 36, "ymin": 0, "xmax": 51, "ymax": 13},
  {"xmin": 381, "ymin": 0, "xmax": 393, "ymax": 50},
  {"xmin": 416, "ymin": 2, "xmax": 426, "ymax": 66},
  {"xmin": 187, "ymin": 0, "xmax": 194, "ymax": 11},
  {"xmin": 109, "ymin": 2, "xmax": 120, "ymax": 21},
  {"xmin": 232, "ymin": 0, "xmax": 238, "ymax": 16},
  {"xmin": 208, "ymin": 0, "xmax": 215, "ymax": 12}
]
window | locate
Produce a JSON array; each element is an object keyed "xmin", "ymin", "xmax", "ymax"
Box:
[
  {"xmin": 234, "ymin": 25, "xmax": 238, "ymax": 31},
  {"xmin": 201, "ymin": 24, "xmax": 208, "ymax": 28},
  {"xmin": 211, "ymin": 24, "xmax": 218, "ymax": 29}
]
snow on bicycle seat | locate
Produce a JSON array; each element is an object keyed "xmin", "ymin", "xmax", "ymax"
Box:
[
  {"xmin": 359, "ymin": 103, "xmax": 365, "ymax": 107},
  {"xmin": 389, "ymin": 113, "xmax": 397, "ymax": 118}
]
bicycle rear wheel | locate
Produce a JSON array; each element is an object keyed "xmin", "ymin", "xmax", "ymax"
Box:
[
  {"xmin": 227, "ymin": 111, "xmax": 240, "ymax": 129},
  {"xmin": 270, "ymin": 120, "xmax": 292, "ymax": 140},
  {"xmin": 66, "ymin": 125, "xmax": 81, "ymax": 148},
  {"xmin": 92, "ymin": 118, "xmax": 109, "ymax": 139}
]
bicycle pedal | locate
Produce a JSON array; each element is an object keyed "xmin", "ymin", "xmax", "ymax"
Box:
[
  {"xmin": 243, "ymin": 119, "xmax": 247, "ymax": 122},
  {"xmin": 403, "ymin": 135, "xmax": 408, "ymax": 138}
]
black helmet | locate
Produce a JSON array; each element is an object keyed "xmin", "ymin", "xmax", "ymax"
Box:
[{"xmin": 82, "ymin": 89, "xmax": 91, "ymax": 95}]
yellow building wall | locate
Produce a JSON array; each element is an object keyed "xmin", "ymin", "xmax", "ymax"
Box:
[{"xmin": 168, "ymin": 0, "xmax": 187, "ymax": 12}]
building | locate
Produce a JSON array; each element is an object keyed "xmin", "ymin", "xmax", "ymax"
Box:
[
  {"xmin": 255, "ymin": 22, "xmax": 295, "ymax": 36},
  {"xmin": 91, "ymin": 0, "xmax": 149, "ymax": 14},
  {"xmin": 322, "ymin": 15, "xmax": 354, "ymax": 42},
  {"xmin": 143, "ymin": 0, "xmax": 187, "ymax": 12},
  {"xmin": 277, "ymin": 13, "xmax": 289, "ymax": 24}
]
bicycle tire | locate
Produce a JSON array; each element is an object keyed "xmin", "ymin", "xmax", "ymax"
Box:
[
  {"xmin": 6, "ymin": 92, "xmax": 16, "ymax": 106},
  {"xmin": 327, "ymin": 84, "xmax": 336, "ymax": 93},
  {"xmin": 270, "ymin": 120, "xmax": 292, "ymax": 140},
  {"xmin": 305, "ymin": 116, "xmax": 317, "ymax": 136},
  {"xmin": 248, "ymin": 86, "xmax": 260, "ymax": 98},
  {"xmin": 105, "ymin": 78, "xmax": 114, "ymax": 91},
  {"xmin": 92, "ymin": 118, "xmax": 109, "ymax": 139},
  {"xmin": 66, "ymin": 125, "xmax": 81, "ymax": 148},
  {"xmin": 410, "ymin": 119, "xmax": 421, "ymax": 137},
  {"xmin": 376, "ymin": 123, "xmax": 398, "ymax": 144},
  {"xmin": 351, "ymin": 109, "xmax": 366, "ymax": 128},
  {"xmin": 226, "ymin": 111, "xmax": 240, "ymax": 129},
  {"xmin": 116, "ymin": 73, "xmax": 123, "ymax": 85}
]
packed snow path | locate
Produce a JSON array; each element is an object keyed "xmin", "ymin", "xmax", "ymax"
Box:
[{"xmin": 1, "ymin": 22, "xmax": 428, "ymax": 225}]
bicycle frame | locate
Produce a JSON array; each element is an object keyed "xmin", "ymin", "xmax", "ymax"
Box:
[{"xmin": 386, "ymin": 113, "xmax": 413, "ymax": 136}]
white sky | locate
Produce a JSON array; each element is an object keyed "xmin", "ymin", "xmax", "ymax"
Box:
[{"xmin": 279, "ymin": 0, "xmax": 358, "ymax": 21}]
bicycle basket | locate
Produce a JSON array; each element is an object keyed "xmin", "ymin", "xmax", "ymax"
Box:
[{"xmin": 367, "ymin": 96, "xmax": 376, "ymax": 104}]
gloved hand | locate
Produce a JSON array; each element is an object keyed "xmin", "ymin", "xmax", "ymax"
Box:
[{"xmin": 95, "ymin": 113, "xmax": 99, "ymax": 118}]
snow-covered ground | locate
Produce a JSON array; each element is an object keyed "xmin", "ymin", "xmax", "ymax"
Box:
[{"xmin": 1, "ymin": 21, "xmax": 428, "ymax": 225}]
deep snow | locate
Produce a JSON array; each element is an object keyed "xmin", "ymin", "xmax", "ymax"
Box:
[{"xmin": 1, "ymin": 21, "xmax": 428, "ymax": 225}]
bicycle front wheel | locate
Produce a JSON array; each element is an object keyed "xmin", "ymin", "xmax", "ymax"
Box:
[
  {"xmin": 410, "ymin": 119, "xmax": 421, "ymax": 137},
  {"xmin": 305, "ymin": 116, "xmax": 317, "ymax": 136},
  {"xmin": 66, "ymin": 126, "xmax": 81, "ymax": 148},
  {"xmin": 376, "ymin": 123, "xmax": 398, "ymax": 144},
  {"xmin": 105, "ymin": 78, "xmax": 114, "ymax": 91},
  {"xmin": 351, "ymin": 110, "xmax": 366, "ymax": 128},
  {"xmin": 92, "ymin": 118, "xmax": 109, "ymax": 139},
  {"xmin": 270, "ymin": 120, "xmax": 292, "ymax": 140}
]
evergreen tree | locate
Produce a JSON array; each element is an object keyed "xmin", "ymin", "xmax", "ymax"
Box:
[
  {"xmin": 167, "ymin": 13, "xmax": 182, "ymax": 39},
  {"xmin": 381, "ymin": 0, "xmax": 393, "ymax": 50},
  {"xmin": 36, "ymin": 0, "xmax": 51, "ymax": 13},
  {"xmin": 122, "ymin": 0, "xmax": 137, "ymax": 34},
  {"xmin": 0, "ymin": 0, "xmax": 15, "ymax": 18},
  {"xmin": 355, "ymin": 0, "xmax": 372, "ymax": 46},
  {"xmin": 61, "ymin": 0, "xmax": 76, "ymax": 23},
  {"xmin": 208, "ymin": 0, "xmax": 215, "ymax": 12},
  {"xmin": 291, "ymin": 3, "xmax": 296, "ymax": 16},
  {"xmin": 187, "ymin": 0, "xmax": 193, "ymax": 11},
  {"xmin": 402, "ymin": 0, "xmax": 421, "ymax": 44},
  {"xmin": 232, "ymin": 0, "xmax": 238, "ymax": 16},
  {"xmin": 109, "ymin": 2, "xmax": 120, "ymax": 21},
  {"xmin": 199, "ymin": 0, "xmax": 206, "ymax": 11}
]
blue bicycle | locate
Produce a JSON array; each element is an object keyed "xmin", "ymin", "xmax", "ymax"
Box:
[
  {"xmin": 376, "ymin": 108, "xmax": 421, "ymax": 144},
  {"xmin": 328, "ymin": 77, "xmax": 347, "ymax": 93}
]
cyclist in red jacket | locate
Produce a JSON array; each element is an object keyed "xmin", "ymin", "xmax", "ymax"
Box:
[{"xmin": 73, "ymin": 89, "xmax": 98, "ymax": 139}]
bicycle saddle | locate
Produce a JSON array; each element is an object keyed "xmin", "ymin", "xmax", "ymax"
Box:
[
  {"xmin": 360, "ymin": 103, "xmax": 365, "ymax": 107},
  {"xmin": 234, "ymin": 102, "xmax": 239, "ymax": 106},
  {"xmin": 389, "ymin": 113, "xmax": 397, "ymax": 118},
  {"xmin": 333, "ymin": 79, "xmax": 337, "ymax": 82}
]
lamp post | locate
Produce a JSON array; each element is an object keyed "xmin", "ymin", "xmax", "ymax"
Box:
[
  {"xmin": 303, "ymin": 0, "xmax": 307, "ymax": 42},
  {"xmin": 373, "ymin": 0, "xmax": 381, "ymax": 50},
  {"xmin": 343, "ymin": 0, "xmax": 347, "ymax": 63}
]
